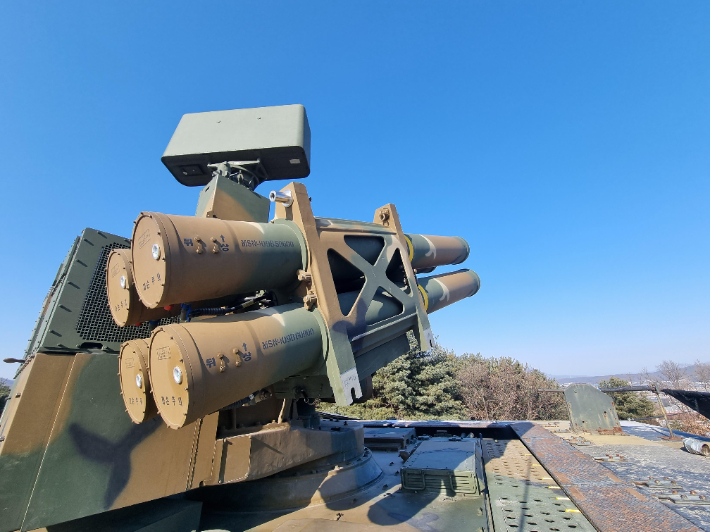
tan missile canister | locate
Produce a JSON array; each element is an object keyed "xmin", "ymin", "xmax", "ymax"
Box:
[
  {"xmin": 150, "ymin": 303, "xmax": 325, "ymax": 429},
  {"xmin": 404, "ymin": 234, "xmax": 470, "ymax": 270},
  {"xmin": 106, "ymin": 249, "xmax": 180, "ymax": 326},
  {"xmin": 417, "ymin": 269, "xmax": 481, "ymax": 313},
  {"xmin": 118, "ymin": 339, "xmax": 158, "ymax": 423},
  {"xmin": 132, "ymin": 213, "xmax": 305, "ymax": 309}
]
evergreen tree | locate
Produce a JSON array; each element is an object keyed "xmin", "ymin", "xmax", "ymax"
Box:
[
  {"xmin": 0, "ymin": 378, "xmax": 11, "ymax": 417},
  {"xmin": 320, "ymin": 333, "xmax": 466, "ymax": 420},
  {"xmin": 599, "ymin": 376, "xmax": 656, "ymax": 420}
]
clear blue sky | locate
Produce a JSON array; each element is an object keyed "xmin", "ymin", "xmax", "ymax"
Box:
[{"xmin": 1, "ymin": 2, "xmax": 708, "ymax": 380}]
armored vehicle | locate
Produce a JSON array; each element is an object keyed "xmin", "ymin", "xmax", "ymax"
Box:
[{"xmin": 1, "ymin": 105, "xmax": 709, "ymax": 532}]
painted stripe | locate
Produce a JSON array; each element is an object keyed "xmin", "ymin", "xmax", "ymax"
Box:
[
  {"xmin": 404, "ymin": 235, "xmax": 414, "ymax": 263},
  {"xmin": 417, "ymin": 284, "xmax": 429, "ymax": 311}
]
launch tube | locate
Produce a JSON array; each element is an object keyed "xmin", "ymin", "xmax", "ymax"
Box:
[
  {"xmin": 149, "ymin": 303, "xmax": 324, "ymax": 429},
  {"xmin": 404, "ymin": 234, "xmax": 470, "ymax": 270},
  {"xmin": 106, "ymin": 249, "xmax": 180, "ymax": 326},
  {"xmin": 148, "ymin": 271, "xmax": 479, "ymax": 429},
  {"xmin": 417, "ymin": 269, "xmax": 480, "ymax": 313},
  {"xmin": 320, "ymin": 225, "xmax": 470, "ymax": 273},
  {"xmin": 107, "ymin": 248, "xmax": 244, "ymax": 326},
  {"xmin": 131, "ymin": 211, "xmax": 469, "ymax": 311},
  {"xmin": 118, "ymin": 339, "xmax": 159, "ymax": 424},
  {"xmin": 131, "ymin": 212, "xmax": 304, "ymax": 309},
  {"xmin": 336, "ymin": 271, "xmax": 478, "ymax": 323}
]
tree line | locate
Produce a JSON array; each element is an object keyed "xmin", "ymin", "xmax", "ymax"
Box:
[
  {"xmin": 319, "ymin": 334, "xmax": 567, "ymax": 421},
  {"xmin": 319, "ymin": 337, "xmax": 695, "ymax": 423}
]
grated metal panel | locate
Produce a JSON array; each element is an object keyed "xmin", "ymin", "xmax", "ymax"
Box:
[
  {"xmin": 23, "ymin": 228, "xmax": 178, "ymax": 357},
  {"xmin": 74, "ymin": 242, "xmax": 174, "ymax": 343},
  {"xmin": 483, "ymin": 437, "xmax": 596, "ymax": 532},
  {"xmin": 511, "ymin": 422, "xmax": 702, "ymax": 532}
]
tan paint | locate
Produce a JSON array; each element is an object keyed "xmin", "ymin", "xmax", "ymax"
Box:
[
  {"xmin": 241, "ymin": 423, "xmax": 362, "ymax": 481},
  {"xmin": 222, "ymin": 435, "xmax": 252, "ymax": 483},
  {"xmin": 188, "ymin": 412, "xmax": 219, "ymax": 489},
  {"xmin": 210, "ymin": 422, "xmax": 364, "ymax": 485},
  {"xmin": 109, "ymin": 417, "xmax": 209, "ymax": 509},
  {"xmin": 131, "ymin": 212, "xmax": 302, "ymax": 309},
  {"xmin": 149, "ymin": 305, "xmax": 323, "ymax": 429},
  {"xmin": 0, "ymin": 354, "xmax": 74, "ymax": 456},
  {"xmin": 118, "ymin": 339, "xmax": 158, "ymax": 424},
  {"xmin": 207, "ymin": 433, "xmax": 224, "ymax": 485},
  {"xmin": 106, "ymin": 249, "xmax": 178, "ymax": 327},
  {"xmin": 44, "ymin": 354, "xmax": 93, "ymax": 447},
  {"xmin": 0, "ymin": 357, "xmax": 36, "ymax": 455}
]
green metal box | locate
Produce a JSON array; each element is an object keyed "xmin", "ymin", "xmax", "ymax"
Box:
[
  {"xmin": 162, "ymin": 104, "xmax": 311, "ymax": 186},
  {"xmin": 401, "ymin": 439, "xmax": 481, "ymax": 495}
]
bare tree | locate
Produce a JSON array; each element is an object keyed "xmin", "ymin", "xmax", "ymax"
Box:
[
  {"xmin": 657, "ymin": 360, "xmax": 686, "ymax": 389},
  {"xmin": 640, "ymin": 367, "xmax": 656, "ymax": 386},
  {"xmin": 457, "ymin": 355, "xmax": 566, "ymax": 421},
  {"xmin": 657, "ymin": 360, "xmax": 691, "ymax": 415},
  {"xmin": 694, "ymin": 360, "xmax": 710, "ymax": 391}
]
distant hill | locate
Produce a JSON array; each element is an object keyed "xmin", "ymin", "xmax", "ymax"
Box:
[
  {"xmin": 554, "ymin": 371, "xmax": 664, "ymax": 385},
  {"xmin": 552, "ymin": 364, "xmax": 700, "ymax": 386}
]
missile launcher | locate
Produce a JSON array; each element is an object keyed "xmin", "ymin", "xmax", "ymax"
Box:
[
  {"xmin": 100, "ymin": 105, "xmax": 480, "ymax": 430},
  {"xmin": 117, "ymin": 339, "xmax": 158, "ymax": 424},
  {"xmin": 0, "ymin": 104, "xmax": 484, "ymax": 532},
  {"xmin": 2, "ymin": 104, "xmax": 704, "ymax": 532},
  {"xmin": 106, "ymin": 249, "xmax": 180, "ymax": 327},
  {"xmin": 127, "ymin": 187, "xmax": 479, "ymax": 428}
]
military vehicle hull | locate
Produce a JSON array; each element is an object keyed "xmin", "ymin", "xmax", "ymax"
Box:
[{"xmin": 4, "ymin": 104, "xmax": 705, "ymax": 532}]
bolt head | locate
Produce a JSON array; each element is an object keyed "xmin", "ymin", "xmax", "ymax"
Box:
[
  {"xmin": 173, "ymin": 366, "xmax": 183, "ymax": 384},
  {"xmin": 151, "ymin": 244, "xmax": 161, "ymax": 260}
]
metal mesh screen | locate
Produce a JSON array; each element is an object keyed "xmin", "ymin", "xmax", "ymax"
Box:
[{"xmin": 75, "ymin": 244, "xmax": 176, "ymax": 345}]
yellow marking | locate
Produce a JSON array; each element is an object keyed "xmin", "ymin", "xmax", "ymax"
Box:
[
  {"xmin": 565, "ymin": 509, "xmax": 580, "ymax": 513},
  {"xmin": 548, "ymin": 486, "xmax": 562, "ymax": 490},
  {"xmin": 540, "ymin": 477, "xmax": 553, "ymax": 480},
  {"xmin": 418, "ymin": 284, "xmax": 429, "ymax": 311},
  {"xmin": 404, "ymin": 235, "xmax": 414, "ymax": 262},
  {"xmin": 556, "ymin": 497, "xmax": 570, "ymax": 500}
]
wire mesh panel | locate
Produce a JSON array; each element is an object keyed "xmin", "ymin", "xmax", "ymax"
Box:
[
  {"xmin": 75, "ymin": 242, "xmax": 174, "ymax": 344},
  {"xmin": 25, "ymin": 228, "xmax": 177, "ymax": 357}
]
